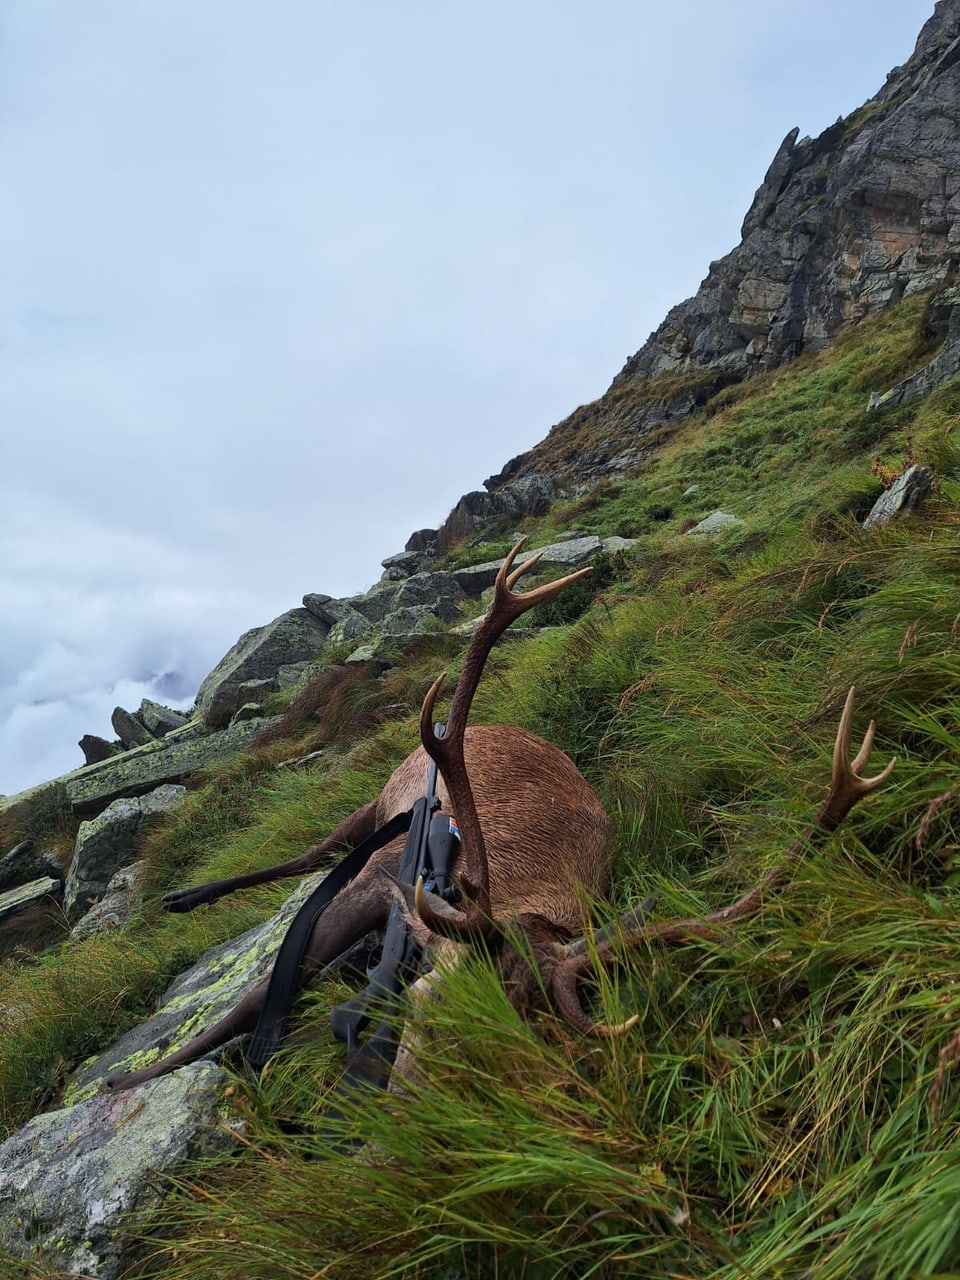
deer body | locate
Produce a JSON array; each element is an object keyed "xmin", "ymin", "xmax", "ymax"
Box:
[
  {"xmin": 380, "ymin": 727, "xmax": 612, "ymax": 929},
  {"xmin": 107, "ymin": 539, "xmax": 894, "ymax": 1092}
]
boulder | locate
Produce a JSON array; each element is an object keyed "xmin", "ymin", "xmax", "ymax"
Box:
[
  {"xmin": 380, "ymin": 549, "xmax": 424, "ymax": 580},
  {"xmin": 399, "ymin": 475, "xmax": 563, "ymax": 567},
  {"xmin": 276, "ymin": 661, "xmax": 316, "ymax": 691},
  {"xmin": 70, "ymin": 863, "xmax": 143, "ymax": 942},
  {"xmin": 301, "ymin": 593, "xmax": 362, "ymax": 626},
  {"xmin": 61, "ymin": 716, "xmax": 273, "ymax": 814},
  {"xmin": 78, "ymin": 733, "xmax": 121, "ymax": 765},
  {"xmin": 139, "ymin": 698, "xmax": 190, "ymax": 737},
  {"xmin": 863, "ymin": 464, "xmax": 933, "ymax": 529},
  {"xmin": 350, "ymin": 570, "xmax": 466, "ymax": 624},
  {"xmin": 450, "ymin": 536, "xmax": 637, "ymax": 597},
  {"xmin": 196, "ymin": 608, "xmax": 331, "ymax": 728},
  {"xmin": 67, "ymin": 871, "xmax": 337, "ymax": 1096},
  {"xmin": 326, "ymin": 609, "xmax": 376, "ymax": 646},
  {"xmin": 236, "ymin": 677, "xmax": 277, "ymax": 704},
  {"xmin": 63, "ymin": 716, "xmax": 281, "ymax": 814},
  {"xmin": 867, "ymin": 338, "xmax": 960, "ymax": 412},
  {"xmin": 0, "ymin": 1062, "xmax": 243, "ymax": 1280},
  {"xmin": 0, "ymin": 876, "xmax": 61, "ymax": 926},
  {"xmin": 64, "ymin": 785, "xmax": 187, "ymax": 918},
  {"xmin": 0, "ymin": 839, "xmax": 64, "ymax": 894},
  {"xmin": 111, "ymin": 705, "xmax": 155, "ymax": 749},
  {"xmin": 685, "ymin": 511, "xmax": 745, "ymax": 536}
]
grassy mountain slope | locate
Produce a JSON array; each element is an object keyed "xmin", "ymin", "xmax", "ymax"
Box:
[{"xmin": 4, "ymin": 291, "xmax": 960, "ymax": 1277}]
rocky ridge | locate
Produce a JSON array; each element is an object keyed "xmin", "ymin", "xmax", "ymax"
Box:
[{"xmin": 488, "ymin": 0, "xmax": 960, "ymax": 488}]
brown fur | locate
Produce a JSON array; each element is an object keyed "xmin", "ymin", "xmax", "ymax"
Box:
[{"xmin": 108, "ymin": 725, "xmax": 611, "ymax": 1090}]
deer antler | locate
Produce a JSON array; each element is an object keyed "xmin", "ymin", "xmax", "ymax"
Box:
[
  {"xmin": 414, "ymin": 538, "xmax": 593, "ymax": 942},
  {"xmin": 815, "ymin": 686, "xmax": 897, "ymax": 830},
  {"xmin": 545, "ymin": 687, "xmax": 896, "ymax": 1037}
]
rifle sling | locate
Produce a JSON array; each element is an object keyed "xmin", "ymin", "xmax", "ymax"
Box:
[{"xmin": 244, "ymin": 807, "xmax": 414, "ymax": 1071}]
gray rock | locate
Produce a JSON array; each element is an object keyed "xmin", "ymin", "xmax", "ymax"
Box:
[
  {"xmin": 601, "ymin": 535, "xmax": 639, "ymax": 555},
  {"xmin": 380, "ymin": 549, "xmax": 423, "ymax": 580},
  {"xmin": 0, "ymin": 1062, "xmax": 242, "ymax": 1280},
  {"xmin": 867, "ymin": 339, "xmax": 960, "ymax": 412},
  {"xmin": 276, "ymin": 661, "xmax": 316, "ymax": 691},
  {"xmin": 196, "ymin": 608, "xmax": 331, "ymax": 728},
  {"xmin": 230, "ymin": 702, "xmax": 266, "ymax": 725},
  {"xmin": 450, "ymin": 536, "xmax": 635, "ymax": 596},
  {"xmin": 924, "ymin": 282, "xmax": 960, "ymax": 335},
  {"xmin": 399, "ymin": 476, "xmax": 563, "ymax": 568},
  {"xmin": 0, "ymin": 840, "xmax": 64, "ymax": 893},
  {"xmin": 236, "ymin": 676, "xmax": 277, "ymax": 703},
  {"xmin": 139, "ymin": 698, "xmax": 190, "ymax": 737},
  {"xmin": 448, "ymin": 559, "xmax": 506, "ymax": 595},
  {"xmin": 62, "ymin": 716, "xmax": 281, "ymax": 814},
  {"xmin": 70, "ymin": 863, "xmax": 143, "ymax": 941},
  {"xmin": 111, "ymin": 705, "xmax": 155, "ymax": 749},
  {"xmin": 0, "ymin": 876, "xmax": 61, "ymax": 925},
  {"xmin": 67, "ymin": 872, "xmax": 331, "ymax": 1096},
  {"xmin": 78, "ymin": 733, "xmax": 121, "ymax": 765},
  {"xmin": 862, "ymin": 464, "xmax": 933, "ymax": 529},
  {"xmin": 327, "ymin": 609, "xmax": 376, "ymax": 646},
  {"xmin": 347, "ymin": 571, "xmax": 467, "ymax": 625},
  {"xmin": 685, "ymin": 511, "xmax": 745, "ymax": 536},
  {"xmin": 533, "ymin": 535, "xmax": 603, "ymax": 564},
  {"xmin": 302, "ymin": 593, "xmax": 362, "ymax": 626},
  {"xmin": 344, "ymin": 642, "xmax": 378, "ymax": 664},
  {"xmin": 64, "ymin": 785, "xmax": 187, "ymax": 918}
]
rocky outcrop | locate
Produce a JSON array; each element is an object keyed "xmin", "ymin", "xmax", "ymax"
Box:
[
  {"xmin": 67, "ymin": 870, "xmax": 338, "ymax": 1096},
  {"xmin": 488, "ymin": 0, "xmax": 960, "ymax": 489},
  {"xmin": 622, "ymin": 4, "xmax": 960, "ymax": 376},
  {"xmin": 863, "ymin": 463, "xmax": 934, "ymax": 528},
  {"xmin": 3, "ymin": 536, "xmax": 627, "ymax": 824},
  {"xmin": 70, "ymin": 862, "xmax": 145, "ymax": 941},
  {"xmin": 0, "ymin": 876, "xmax": 61, "ymax": 927},
  {"xmin": 0, "ymin": 839, "xmax": 63, "ymax": 894},
  {"xmin": 389, "ymin": 474, "xmax": 564, "ymax": 571},
  {"xmin": 196, "ymin": 607, "xmax": 332, "ymax": 728},
  {"xmin": 78, "ymin": 733, "xmax": 121, "ymax": 765},
  {"xmin": 64, "ymin": 784, "xmax": 188, "ymax": 917},
  {"xmin": 0, "ymin": 1062, "xmax": 243, "ymax": 1280},
  {"xmin": 111, "ymin": 704, "xmax": 156, "ymax": 749},
  {"xmin": 61, "ymin": 716, "xmax": 279, "ymax": 814},
  {"xmin": 869, "ymin": 285, "xmax": 960, "ymax": 410},
  {"xmin": 139, "ymin": 698, "xmax": 190, "ymax": 737}
]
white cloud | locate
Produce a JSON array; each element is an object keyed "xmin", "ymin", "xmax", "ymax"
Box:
[{"xmin": 0, "ymin": 0, "xmax": 936, "ymax": 796}]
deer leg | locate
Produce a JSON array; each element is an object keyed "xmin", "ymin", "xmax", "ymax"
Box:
[
  {"xmin": 106, "ymin": 976, "xmax": 271, "ymax": 1089},
  {"xmin": 162, "ymin": 800, "xmax": 380, "ymax": 912},
  {"xmin": 108, "ymin": 858, "xmax": 397, "ymax": 1089}
]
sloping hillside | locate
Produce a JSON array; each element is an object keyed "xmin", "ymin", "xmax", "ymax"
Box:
[{"xmin": 4, "ymin": 288, "xmax": 960, "ymax": 1277}]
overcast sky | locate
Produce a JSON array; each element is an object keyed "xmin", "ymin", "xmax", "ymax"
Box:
[{"xmin": 0, "ymin": 0, "xmax": 936, "ymax": 796}]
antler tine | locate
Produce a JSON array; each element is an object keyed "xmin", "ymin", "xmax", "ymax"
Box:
[
  {"xmin": 494, "ymin": 536, "xmax": 594, "ymax": 618},
  {"xmin": 548, "ymin": 960, "xmax": 639, "ymax": 1038},
  {"xmin": 818, "ymin": 687, "xmax": 896, "ymax": 830}
]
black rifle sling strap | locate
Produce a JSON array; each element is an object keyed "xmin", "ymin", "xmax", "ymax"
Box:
[
  {"xmin": 244, "ymin": 807, "xmax": 413, "ymax": 1071},
  {"xmin": 329, "ymin": 791, "xmax": 437, "ymax": 1056}
]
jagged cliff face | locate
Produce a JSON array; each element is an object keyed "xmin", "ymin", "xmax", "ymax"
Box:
[
  {"xmin": 489, "ymin": 0, "xmax": 960, "ymax": 489},
  {"xmin": 625, "ymin": 0, "xmax": 960, "ymax": 380}
]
